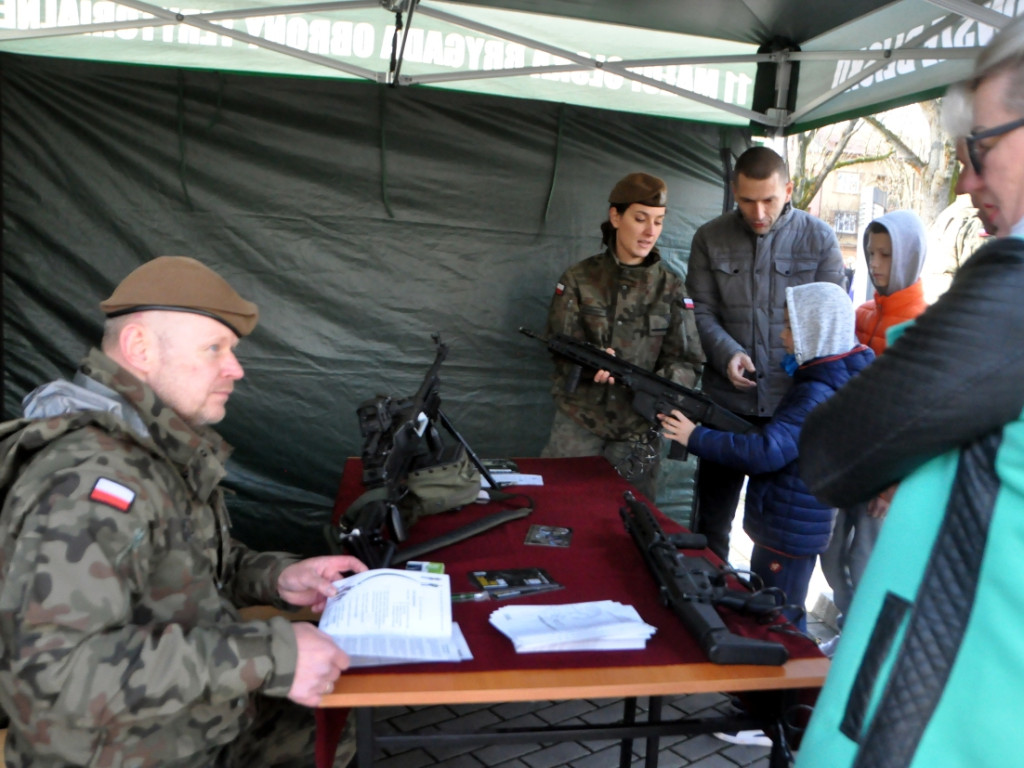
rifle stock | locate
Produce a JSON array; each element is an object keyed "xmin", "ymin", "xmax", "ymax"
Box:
[
  {"xmin": 619, "ymin": 491, "xmax": 789, "ymax": 666},
  {"xmin": 520, "ymin": 328, "xmax": 753, "ymax": 460}
]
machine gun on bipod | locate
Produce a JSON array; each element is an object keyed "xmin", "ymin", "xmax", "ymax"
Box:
[{"xmin": 326, "ymin": 334, "xmax": 528, "ymax": 569}]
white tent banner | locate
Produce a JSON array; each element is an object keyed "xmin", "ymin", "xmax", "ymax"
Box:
[
  {"xmin": 4, "ymin": 0, "xmax": 1024, "ymax": 129},
  {"xmin": 0, "ymin": 0, "xmax": 761, "ymax": 124}
]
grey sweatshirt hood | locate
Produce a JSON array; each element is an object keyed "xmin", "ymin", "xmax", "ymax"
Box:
[
  {"xmin": 786, "ymin": 282, "xmax": 858, "ymax": 364},
  {"xmin": 22, "ymin": 371, "xmax": 151, "ymax": 438},
  {"xmin": 862, "ymin": 209, "xmax": 927, "ymax": 296}
]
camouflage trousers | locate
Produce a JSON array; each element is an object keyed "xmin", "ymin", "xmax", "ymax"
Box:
[
  {"xmin": 220, "ymin": 697, "xmax": 356, "ymax": 768},
  {"xmin": 541, "ymin": 409, "xmax": 661, "ymax": 501}
]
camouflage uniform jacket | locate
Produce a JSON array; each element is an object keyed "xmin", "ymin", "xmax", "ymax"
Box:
[
  {"xmin": 0, "ymin": 348, "xmax": 301, "ymax": 767},
  {"xmin": 545, "ymin": 246, "xmax": 704, "ymax": 440}
]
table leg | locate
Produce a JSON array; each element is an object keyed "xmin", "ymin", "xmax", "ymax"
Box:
[
  {"xmin": 619, "ymin": 697, "xmax": 638, "ymax": 768},
  {"xmin": 355, "ymin": 709, "xmax": 375, "ymax": 768},
  {"xmin": 645, "ymin": 696, "xmax": 663, "ymax": 768}
]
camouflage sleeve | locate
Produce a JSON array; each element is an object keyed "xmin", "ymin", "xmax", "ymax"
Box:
[
  {"xmin": 653, "ymin": 282, "xmax": 705, "ymax": 388},
  {"xmin": 0, "ymin": 467, "xmax": 298, "ymax": 728},
  {"xmin": 220, "ymin": 542, "xmax": 302, "ymax": 609}
]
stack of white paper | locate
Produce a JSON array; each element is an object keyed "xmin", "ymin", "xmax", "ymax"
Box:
[
  {"xmin": 489, "ymin": 600, "xmax": 657, "ymax": 653},
  {"xmin": 318, "ymin": 569, "xmax": 473, "ymax": 667}
]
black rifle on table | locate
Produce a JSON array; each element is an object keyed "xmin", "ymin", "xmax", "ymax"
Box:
[
  {"xmin": 328, "ymin": 333, "xmax": 450, "ymax": 568},
  {"xmin": 519, "ymin": 328, "xmax": 754, "ymax": 459},
  {"xmin": 326, "ymin": 334, "xmax": 526, "ymax": 569},
  {"xmin": 620, "ymin": 491, "xmax": 789, "ymax": 666}
]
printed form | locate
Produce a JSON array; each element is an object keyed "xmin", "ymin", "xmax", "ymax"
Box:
[{"xmin": 318, "ymin": 569, "xmax": 472, "ymax": 667}]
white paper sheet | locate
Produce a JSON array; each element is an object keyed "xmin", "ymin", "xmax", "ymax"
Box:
[
  {"xmin": 341, "ymin": 623, "xmax": 473, "ymax": 667},
  {"xmin": 481, "ymin": 472, "xmax": 545, "ymax": 491},
  {"xmin": 319, "ymin": 568, "xmax": 451, "ymax": 638},
  {"xmin": 489, "ymin": 600, "xmax": 656, "ymax": 652},
  {"xmin": 318, "ymin": 569, "xmax": 471, "ymax": 667}
]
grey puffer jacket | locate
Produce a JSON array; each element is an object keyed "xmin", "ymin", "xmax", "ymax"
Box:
[{"xmin": 686, "ymin": 204, "xmax": 844, "ymax": 417}]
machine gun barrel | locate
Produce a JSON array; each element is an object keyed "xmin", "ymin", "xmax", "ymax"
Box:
[{"xmin": 619, "ymin": 491, "xmax": 788, "ymax": 666}]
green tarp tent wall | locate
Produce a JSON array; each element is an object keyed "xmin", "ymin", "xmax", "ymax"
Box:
[
  {"xmin": 1, "ymin": 0, "xmax": 1020, "ymax": 553},
  {"xmin": 0, "ymin": 53, "xmax": 736, "ymax": 552}
]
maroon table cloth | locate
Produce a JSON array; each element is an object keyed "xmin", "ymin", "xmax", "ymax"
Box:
[{"xmin": 315, "ymin": 456, "xmax": 821, "ymax": 766}]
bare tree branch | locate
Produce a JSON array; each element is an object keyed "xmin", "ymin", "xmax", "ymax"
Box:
[
  {"xmin": 863, "ymin": 115, "xmax": 925, "ymax": 170},
  {"xmin": 790, "ymin": 120, "xmax": 860, "ymax": 210},
  {"xmin": 785, "ymin": 99, "xmax": 964, "ymax": 292},
  {"xmin": 834, "ymin": 153, "xmax": 893, "ymax": 169}
]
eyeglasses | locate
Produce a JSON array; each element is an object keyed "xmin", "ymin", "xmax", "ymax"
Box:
[{"xmin": 966, "ymin": 115, "xmax": 1024, "ymax": 173}]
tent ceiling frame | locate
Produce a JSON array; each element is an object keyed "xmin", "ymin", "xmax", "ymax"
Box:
[
  {"xmin": 116, "ymin": 0, "xmax": 384, "ymax": 79},
  {"xmin": 790, "ymin": 48, "xmax": 980, "ymax": 62},
  {"xmin": 785, "ymin": 2, "xmax": 1006, "ymax": 126},
  {"xmin": 0, "ymin": 0, "xmax": 382, "ymax": 41},
  {"xmin": 0, "ymin": 0, "xmax": 1004, "ymax": 128},
  {"xmin": 924, "ymin": 0, "xmax": 1013, "ymax": 27},
  {"xmin": 400, "ymin": 3, "xmax": 775, "ymax": 124}
]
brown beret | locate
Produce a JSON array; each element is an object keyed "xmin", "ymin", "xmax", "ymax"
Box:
[
  {"xmin": 608, "ymin": 172, "xmax": 668, "ymax": 207},
  {"xmin": 100, "ymin": 256, "xmax": 259, "ymax": 337}
]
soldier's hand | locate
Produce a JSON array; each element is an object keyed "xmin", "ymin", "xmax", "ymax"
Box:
[
  {"xmin": 289, "ymin": 622, "xmax": 350, "ymax": 707},
  {"xmin": 594, "ymin": 348, "xmax": 617, "ymax": 385},
  {"xmin": 727, "ymin": 352, "xmax": 757, "ymax": 389},
  {"xmin": 278, "ymin": 556, "xmax": 368, "ymax": 613}
]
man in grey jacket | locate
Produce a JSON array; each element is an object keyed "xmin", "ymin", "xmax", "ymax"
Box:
[{"xmin": 685, "ymin": 147, "xmax": 845, "ymax": 561}]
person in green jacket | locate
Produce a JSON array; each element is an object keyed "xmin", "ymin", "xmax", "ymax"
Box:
[
  {"xmin": 0, "ymin": 256, "xmax": 366, "ymax": 767},
  {"xmin": 794, "ymin": 14, "xmax": 1024, "ymax": 767}
]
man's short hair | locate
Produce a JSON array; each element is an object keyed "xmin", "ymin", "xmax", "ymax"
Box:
[
  {"xmin": 733, "ymin": 146, "xmax": 789, "ymax": 183},
  {"xmin": 942, "ymin": 80, "xmax": 973, "ymax": 138},
  {"xmin": 970, "ymin": 12, "xmax": 1024, "ymax": 117}
]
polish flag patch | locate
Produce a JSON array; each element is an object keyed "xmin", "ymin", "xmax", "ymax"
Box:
[
  {"xmin": 89, "ymin": 478, "xmax": 136, "ymax": 512},
  {"xmin": 554, "ymin": 282, "xmax": 565, "ymax": 296},
  {"xmin": 683, "ymin": 297, "xmax": 695, "ymax": 310}
]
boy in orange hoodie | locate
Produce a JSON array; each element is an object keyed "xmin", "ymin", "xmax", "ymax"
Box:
[
  {"xmin": 819, "ymin": 209, "xmax": 928, "ymax": 651},
  {"xmin": 855, "ymin": 210, "xmax": 929, "ymax": 354}
]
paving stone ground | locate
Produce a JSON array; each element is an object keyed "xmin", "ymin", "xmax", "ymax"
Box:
[{"xmin": 365, "ymin": 692, "xmax": 770, "ymax": 768}]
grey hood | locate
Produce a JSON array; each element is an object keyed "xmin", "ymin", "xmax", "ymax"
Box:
[
  {"xmin": 786, "ymin": 282, "xmax": 858, "ymax": 364},
  {"xmin": 862, "ymin": 209, "xmax": 927, "ymax": 296},
  {"xmin": 22, "ymin": 371, "xmax": 151, "ymax": 439}
]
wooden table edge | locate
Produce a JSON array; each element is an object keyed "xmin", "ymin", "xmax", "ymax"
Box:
[{"xmin": 319, "ymin": 656, "xmax": 830, "ymax": 707}]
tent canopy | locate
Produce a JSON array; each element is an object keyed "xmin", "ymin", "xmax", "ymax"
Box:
[
  {"xmin": 0, "ymin": 0, "xmax": 1019, "ymax": 132},
  {"xmin": 1, "ymin": 1, "xmax": 1017, "ymax": 555}
]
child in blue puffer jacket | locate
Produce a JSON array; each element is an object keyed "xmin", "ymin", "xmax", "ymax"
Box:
[{"xmin": 659, "ymin": 282, "xmax": 874, "ymax": 630}]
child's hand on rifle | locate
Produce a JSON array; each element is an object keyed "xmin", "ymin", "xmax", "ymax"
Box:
[{"xmin": 658, "ymin": 409, "xmax": 697, "ymax": 446}]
